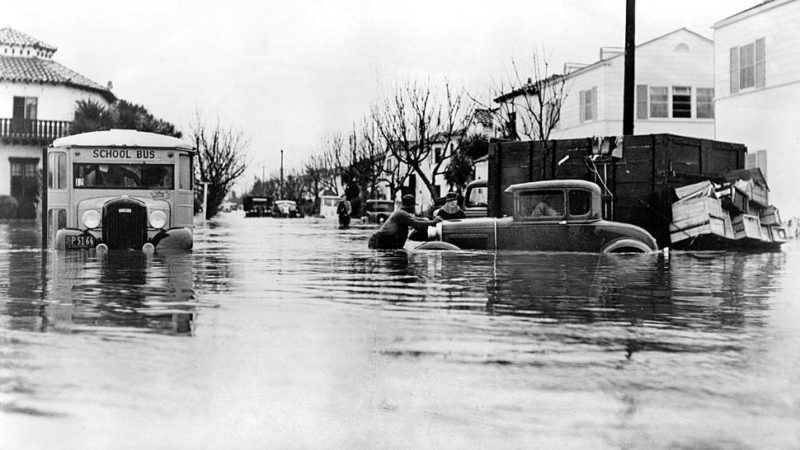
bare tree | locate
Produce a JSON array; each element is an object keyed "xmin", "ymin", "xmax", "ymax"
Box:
[
  {"xmin": 371, "ymin": 79, "xmax": 472, "ymax": 199},
  {"xmin": 475, "ymin": 48, "xmax": 568, "ymax": 142},
  {"xmin": 191, "ymin": 112, "xmax": 249, "ymax": 219}
]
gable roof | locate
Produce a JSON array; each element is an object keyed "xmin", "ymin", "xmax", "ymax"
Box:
[
  {"xmin": 0, "ymin": 56, "xmax": 116, "ymax": 102},
  {"xmin": 714, "ymin": 0, "xmax": 790, "ymax": 28},
  {"xmin": 494, "ymin": 28, "xmax": 712, "ymax": 103}
]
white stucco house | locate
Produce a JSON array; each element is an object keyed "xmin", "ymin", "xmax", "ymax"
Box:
[
  {"xmin": 495, "ymin": 28, "xmax": 717, "ymax": 141},
  {"xmin": 713, "ymin": 0, "xmax": 800, "ymax": 216},
  {"xmin": 0, "ymin": 27, "xmax": 115, "ymax": 218}
]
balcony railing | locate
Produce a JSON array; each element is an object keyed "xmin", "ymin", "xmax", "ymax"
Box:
[{"xmin": 0, "ymin": 118, "xmax": 72, "ymax": 145}]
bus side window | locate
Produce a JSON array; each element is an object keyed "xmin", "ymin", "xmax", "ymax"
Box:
[
  {"xmin": 57, "ymin": 153, "xmax": 66, "ymax": 189},
  {"xmin": 179, "ymin": 154, "xmax": 191, "ymax": 189},
  {"xmin": 48, "ymin": 152, "xmax": 67, "ymax": 189}
]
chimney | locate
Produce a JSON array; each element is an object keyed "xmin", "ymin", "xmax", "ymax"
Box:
[{"xmin": 107, "ymin": 81, "xmax": 114, "ymax": 90}]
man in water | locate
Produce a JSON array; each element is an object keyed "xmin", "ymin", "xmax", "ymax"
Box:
[
  {"xmin": 336, "ymin": 195, "xmax": 352, "ymax": 229},
  {"xmin": 368, "ymin": 194, "xmax": 442, "ymax": 249}
]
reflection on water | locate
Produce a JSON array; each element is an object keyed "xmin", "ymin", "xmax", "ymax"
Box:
[
  {"xmin": 1, "ymin": 216, "xmax": 799, "ymax": 448},
  {"xmin": 1, "ymin": 247, "xmax": 196, "ymax": 336}
]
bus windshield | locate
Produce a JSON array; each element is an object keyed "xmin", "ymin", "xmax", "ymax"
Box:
[{"xmin": 74, "ymin": 163, "xmax": 174, "ymax": 189}]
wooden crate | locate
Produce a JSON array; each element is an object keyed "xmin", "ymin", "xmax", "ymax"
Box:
[
  {"xmin": 769, "ymin": 226, "xmax": 790, "ymax": 242},
  {"xmin": 670, "ymin": 215, "xmax": 727, "ymax": 244},
  {"xmin": 672, "ymin": 197, "xmax": 724, "ymax": 223},
  {"xmin": 732, "ymin": 214, "xmax": 762, "ymax": 240},
  {"xmin": 759, "ymin": 206, "xmax": 781, "ymax": 226}
]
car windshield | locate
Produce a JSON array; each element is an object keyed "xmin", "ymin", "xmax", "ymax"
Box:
[{"xmin": 74, "ymin": 163, "xmax": 174, "ymax": 189}]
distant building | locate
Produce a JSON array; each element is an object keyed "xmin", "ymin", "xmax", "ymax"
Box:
[
  {"xmin": 495, "ymin": 28, "xmax": 717, "ymax": 141},
  {"xmin": 0, "ymin": 28, "xmax": 115, "ymax": 218},
  {"xmin": 713, "ymin": 0, "xmax": 800, "ymax": 215}
]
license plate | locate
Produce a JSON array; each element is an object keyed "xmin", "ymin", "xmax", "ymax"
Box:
[{"xmin": 65, "ymin": 234, "xmax": 96, "ymax": 249}]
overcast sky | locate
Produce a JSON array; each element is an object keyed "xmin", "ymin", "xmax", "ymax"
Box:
[{"xmin": 8, "ymin": 0, "xmax": 757, "ymax": 191}]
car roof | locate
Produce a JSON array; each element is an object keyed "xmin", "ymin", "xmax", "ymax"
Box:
[{"xmin": 505, "ymin": 179, "xmax": 600, "ymax": 194}]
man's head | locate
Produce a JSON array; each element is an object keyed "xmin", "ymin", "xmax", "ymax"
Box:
[{"xmin": 401, "ymin": 194, "xmax": 415, "ymax": 212}]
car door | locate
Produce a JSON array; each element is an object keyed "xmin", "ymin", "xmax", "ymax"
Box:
[{"xmin": 501, "ymin": 189, "xmax": 569, "ymax": 250}]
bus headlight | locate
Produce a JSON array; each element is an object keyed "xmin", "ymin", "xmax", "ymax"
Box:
[
  {"xmin": 149, "ymin": 210, "xmax": 167, "ymax": 229},
  {"xmin": 82, "ymin": 210, "xmax": 101, "ymax": 229}
]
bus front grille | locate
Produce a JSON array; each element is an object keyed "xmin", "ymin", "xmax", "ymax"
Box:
[{"xmin": 103, "ymin": 199, "xmax": 147, "ymax": 250}]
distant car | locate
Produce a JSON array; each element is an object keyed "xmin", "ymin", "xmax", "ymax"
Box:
[
  {"xmin": 274, "ymin": 200, "xmax": 301, "ymax": 218},
  {"xmin": 463, "ymin": 179, "xmax": 488, "ymax": 218},
  {"xmin": 243, "ymin": 196, "xmax": 273, "ymax": 217},
  {"xmin": 415, "ymin": 179, "xmax": 658, "ymax": 253},
  {"xmin": 363, "ymin": 199, "xmax": 395, "ymax": 224}
]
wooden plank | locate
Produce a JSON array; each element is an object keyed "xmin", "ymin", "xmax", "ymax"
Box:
[{"xmin": 732, "ymin": 214, "xmax": 762, "ymax": 239}]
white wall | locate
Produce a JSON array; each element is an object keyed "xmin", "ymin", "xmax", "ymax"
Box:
[
  {"xmin": 714, "ymin": 0, "xmax": 800, "ymax": 216},
  {"xmin": 511, "ymin": 29, "xmax": 716, "ymax": 141},
  {"xmin": 715, "ymin": 0, "xmax": 800, "ymax": 100},
  {"xmin": 0, "ymin": 82, "xmax": 113, "ymax": 196},
  {"xmin": 716, "ymin": 77, "xmax": 800, "ymax": 217},
  {"xmin": 0, "ymin": 82, "xmax": 111, "ymax": 120}
]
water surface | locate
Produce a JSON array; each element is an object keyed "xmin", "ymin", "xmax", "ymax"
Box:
[{"xmin": 1, "ymin": 216, "xmax": 799, "ymax": 449}]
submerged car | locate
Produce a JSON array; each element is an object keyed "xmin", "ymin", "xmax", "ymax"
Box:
[
  {"xmin": 415, "ymin": 179, "xmax": 658, "ymax": 253},
  {"xmin": 363, "ymin": 199, "xmax": 395, "ymax": 223},
  {"xmin": 274, "ymin": 200, "xmax": 301, "ymax": 218}
]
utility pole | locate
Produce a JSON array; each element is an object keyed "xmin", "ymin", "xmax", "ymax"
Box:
[
  {"xmin": 280, "ymin": 149, "xmax": 284, "ymax": 199},
  {"xmin": 623, "ymin": 0, "xmax": 636, "ymax": 135}
]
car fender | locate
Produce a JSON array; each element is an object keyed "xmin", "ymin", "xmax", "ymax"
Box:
[
  {"xmin": 414, "ymin": 241, "xmax": 461, "ymax": 251},
  {"xmin": 601, "ymin": 238, "xmax": 655, "ymax": 254}
]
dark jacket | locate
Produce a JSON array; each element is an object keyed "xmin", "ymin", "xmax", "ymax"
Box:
[{"xmin": 368, "ymin": 209, "xmax": 438, "ymax": 249}]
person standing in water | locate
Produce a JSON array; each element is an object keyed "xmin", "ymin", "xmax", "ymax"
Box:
[
  {"xmin": 368, "ymin": 194, "xmax": 442, "ymax": 249},
  {"xmin": 337, "ymin": 195, "xmax": 352, "ymax": 229}
]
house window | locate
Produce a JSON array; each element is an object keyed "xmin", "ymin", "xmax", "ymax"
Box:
[
  {"xmin": 730, "ymin": 38, "xmax": 766, "ymax": 94},
  {"xmin": 649, "ymin": 86, "xmax": 668, "ymax": 118},
  {"xmin": 696, "ymin": 88, "xmax": 714, "ymax": 119},
  {"xmin": 12, "ymin": 96, "xmax": 38, "ymax": 133},
  {"xmin": 672, "ymin": 86, "xmax": 692, "ymax": 118},
  {"xmin": 740, "ymin": 43, "xmax": 755, "ymax": 89},
  {"xmin": 579, "ymin": 87, "xmax": 597, "ymax": 123}
]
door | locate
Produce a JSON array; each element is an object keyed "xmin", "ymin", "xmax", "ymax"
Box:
[{"xmin": 9, "ymin": 158, "xmax": 39, "ymax": 219}]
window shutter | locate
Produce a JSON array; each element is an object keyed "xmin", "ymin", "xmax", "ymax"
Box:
[
  {"xmin": 636, "ymin": 84, "xmax": 648, "ymax": 119},
  {"xmin": 591, "ymin": 87, "xmax": 597, "ymax": 121},
  {"xmin": 579, "ymin": 90, "xmax": 585, "ymax": 123},
  {"xmin": 730, "ymin": 46, "xmax": 740, "ymax": 94},
  {"xmin": 755, "ymin": 38, "xmax": 766, "ymax": 88}
]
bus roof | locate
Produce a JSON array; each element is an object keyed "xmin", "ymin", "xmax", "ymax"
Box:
[{"xmin": 51, "ymin": 129, "xmax": 194, "ymax": 151}]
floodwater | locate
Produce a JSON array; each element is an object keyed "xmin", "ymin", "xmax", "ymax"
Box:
[{"xmin": 1, "ymin": 215, "xmax": 800, "ymax": 449}]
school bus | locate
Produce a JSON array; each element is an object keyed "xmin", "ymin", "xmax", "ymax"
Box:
[{"xmin": 45, "ymin": 129, "xmax": 195, "ymax": 251}]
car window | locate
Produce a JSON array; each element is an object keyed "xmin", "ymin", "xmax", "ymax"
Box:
[
  {"xmin": 466, "ymin": 186, "xmax": 487, "ymax": 207},
  {"xmin": 519, "ymin": 190, "xmax": 565, "ymax": 218},
  {"xmin": 568, "ymin": 190, "xmax": 591, "ymax": 216}
]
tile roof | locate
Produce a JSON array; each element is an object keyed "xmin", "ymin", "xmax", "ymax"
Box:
[
  {"xmin": 0, "ymin": 27, "xmax": 56, "ymax": 51},
  {"xmin": 473, "ymin": 108, "xmax": 494, "ymax": 127},
  {"xmin": 0, "ymin": 56, "xmax": 115, "ymax": 101}
]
